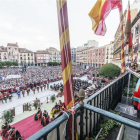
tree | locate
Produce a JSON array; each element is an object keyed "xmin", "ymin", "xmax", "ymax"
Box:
[
  {"xmin": 12, "ymin": 61, "xmax": 18, "ymax": 66},
  {"xmin": 0, "ymin": 62, "xmax": 6, "ymax": 66},
  {"xmin": 47, "ymin": 62, "xmax": 59, "ymax": 66},
  {"xmin": 5, "ymin": 61, "xmax": 12, "ymax": 66},
  {"xmin": 47, "ymin": 62, "xmax": 53, "ymax": 66},
  {"xmin": 0, "ymin": 63, "xmax": 2, "ymax": 67},
  {"xmin": 99, "ymin": 63, "xmax": 121, "ymax": 79},
  {"xmin": 53, "ymin": 62, "xmax": 58, "ymax": 66}
]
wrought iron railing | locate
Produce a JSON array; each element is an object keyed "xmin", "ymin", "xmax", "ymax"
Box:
[{"xmin": 27, "ymin": 72, "xmax": 139, "ymax": 140}]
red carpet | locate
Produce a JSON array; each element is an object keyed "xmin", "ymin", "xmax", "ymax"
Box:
[{"xmin": 1, "ymin": 114, "xmax": 43, "ymax": 140}]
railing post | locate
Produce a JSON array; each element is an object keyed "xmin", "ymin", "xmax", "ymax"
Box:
[
  {"xmin": 89, "ymin": 100, "xmax": 92, "ymax": 137},
  {"xmin": 97, "ymin": 95, "xmax": 99, "ymax": 131},
  {"xmin": 85, "ymin": 106, "xmax": 88, "ymax": 137},
  {"xmin": 94, "ymin": 98, "xmax": 96, "ymax": 134},
  {"xmin": 43, "ymin": 135, "xmax": 47, "ymax": 140},
  {"xmin": 79, "ymin": 106, "xmax": 84, "ymax": 140},
  {"xmin": 65, "ymin": 121, "xmax": 70, "ymax": 140},
  {"xmin": 57, "ymin": 126, "xmax": 60, "ymax": 140},
  {"xmin": 74, "ymin": 112, "xmax": 77, "ymax": 140},
  {"xmin": 108, "ymin": 86, "xmax": 111, "ymax": 110}
]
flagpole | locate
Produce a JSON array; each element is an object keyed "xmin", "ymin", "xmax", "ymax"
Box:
[
  {"xmin": 56, "ymin": 0, "xmax": 75, "ymax": 140},
  {"xmin": 119, "ymin": 0, "xmax": 125, "ymax": 74},
  {"xmin": 128, "ymin": 1, "xmax": 134, "ymax": 66}
]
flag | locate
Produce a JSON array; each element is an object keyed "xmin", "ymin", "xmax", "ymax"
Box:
[
  {"xmin": 89, "ymin": 0, "xmax": 122, "ymax": 36},
  {"xmin": 125, "ymin": 1, "xmax": 133, "ymax": 52}
]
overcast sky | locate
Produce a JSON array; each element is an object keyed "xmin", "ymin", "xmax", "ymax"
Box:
[{"xmin": 0, "ymin": 0, "xmax": 135, "ymax": 52}]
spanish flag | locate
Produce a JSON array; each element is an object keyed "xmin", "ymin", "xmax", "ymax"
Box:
[{"xmin": 89, "ymin": 0, "xmax": 122, "ymax": 36}]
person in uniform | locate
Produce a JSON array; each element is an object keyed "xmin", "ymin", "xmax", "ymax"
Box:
[
  {"xmin": 41, "ymin": 110, "xmax": 49, "ymax": 127},
  {"xmin": 8, "ymin": 127, "xmax": 22, "ymax": 140},
  {"xmin": 34, "ymin": 108, "xmax": 42, "ymax": 121},
  {"xmin": 50, "ymin": 103, "xmax": 59, "ymax": 115},
  {"xmin": 0, "ymin": 122, "xmax": 11, "ymax": 137}
]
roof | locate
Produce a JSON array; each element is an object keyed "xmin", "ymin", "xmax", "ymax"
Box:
[
  {"xmin": 19, "ymin": 48, "xmax": 33, "ymax": 53},
  {"xmin": 47, "ymin": 47, "xmax": 59, "ymax": 52},
  {"xmin": 0, "ymin": 46, "xmax": 7, "ymax": 52},
  {"xmin": 49, "ymin": 47, "xmax": 57, "ymax": 50},
  {"xmin": 7, "ymin": 43, "xmax": 18, "ymax": 47},
  {"xmin": 35, "ymin": 50, "xmax": 51, "ymax": 54}
]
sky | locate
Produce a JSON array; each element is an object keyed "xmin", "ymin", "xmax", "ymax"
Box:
[{"xmin": 0, "ymin": 0, "xmax": 135, "ymax": 52}]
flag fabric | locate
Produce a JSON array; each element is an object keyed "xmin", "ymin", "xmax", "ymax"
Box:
[
  {"xmin": 125, "ymin": 1, "xmax": 133, "ymax": 52},
  {"xmin": 133, "ymin": 78, "xmax": 140, "ymax": 113},
  {"xmin": 89, "ymin": 0, "xmax": 122, "ymax": 36}
]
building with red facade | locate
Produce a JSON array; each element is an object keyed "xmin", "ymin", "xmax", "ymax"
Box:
[{"xmin": 87, "ymin": 46, "xmax": 106, "ymax": 68}]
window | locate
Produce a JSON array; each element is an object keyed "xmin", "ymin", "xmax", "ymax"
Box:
[{"xmin": 135, "ymin": 26, "xmax": 139, "ymax": 35}]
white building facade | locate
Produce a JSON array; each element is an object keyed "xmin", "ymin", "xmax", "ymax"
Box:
[
  {"xmin": 0, "ymin": 46, "xmax": 8, "ymax": 62},
  {"xmin": 19, "ymin": 48, "xmax": 35, "ymax": 66},
  {"xmin": 47, "ymin": 47, "xmax": 61, "ymax": 63},
  {"xmin": 7, "ymin": 43, "xmax": 19, "ymax": 62}
]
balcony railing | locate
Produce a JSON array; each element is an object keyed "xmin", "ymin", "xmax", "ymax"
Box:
[{"xmin": 26, "ymin": 73, "xmax": 138, "ymax": 140}]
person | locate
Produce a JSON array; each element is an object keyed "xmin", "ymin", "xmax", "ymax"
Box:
[
  {"xmin": 34, "ymin": 108, "xmax": 42, "ymax": 121},
  {"xmin": 51, "ymin": 115, "xmax": 55, "ymax": 121},
  {"xmin": 41, "ymin": 110, "xmax": 49, "ymax": 127},
  {"xmin": 58, "ymin": 100, "xmax": 64, "ymax": 108},
  {"xmin": 8, "ymin": 127, "xmax": 22, "ymax": 140},
  {"xmin": 0, "ymin": 92, "xmax": 3, "ymax": 104},
  {"xmin": 43, "ymin": 110, "xmax": 48, "ymax": 117},
  {"xmin": 30, "ymin": 82, "xmax": 33, "ymax": 89},
  {"xmin": 50, "ymin": 103, "xmax": 59, "ymax": 115},
  {"xmin": 0, "ymin": 122, "xmax": 11, "ymax": 137},
  {"xmin": 34, "ymin": 82, "xmax": 36, "ymax": 88},
  {"xmin": 17, "ymin": 87, "xmax": 21, "ymax": 99},
  {"xmin": 92, "ymin": 77, "xmax": 94, "ymax": 84},
  {"xmin": 47, "ymin": 81, "xmax": 49, "ymax": 90}
]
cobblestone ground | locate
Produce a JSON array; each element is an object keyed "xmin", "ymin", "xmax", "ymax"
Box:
[{"xmin": 123, "ymin": 125, "xmax": 138, "ymax": 140}]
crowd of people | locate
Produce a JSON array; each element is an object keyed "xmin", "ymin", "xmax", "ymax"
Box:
[
  {"xmin": 0, "ymin": 66, "xmax": 89, "ymax": 103},
  {"xmin": 0, "ymin": 66, "xmax": 88, "ymax": 92}
]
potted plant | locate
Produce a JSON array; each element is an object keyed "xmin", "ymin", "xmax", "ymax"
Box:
[
  {"xmin": 33, "ymin": 102, "xmax": 38, "ymax": 110},
  {"xmin": 9, "ymin": 95, "xmax": 12, "ymax": 102},
  {"xmin": 4, "ymin": 96, "xmax": 7, "ymax": 103},
  {"xmin": 121, "ymin": 87, "xmax": 134, "ymax": 105},
  {"xmin": 50, "ymin": 95, "xmax": 56, "ymax": 102},
  {"xmin": 2, "ymin": 110, "xmax": 13, "ymax": 123}
]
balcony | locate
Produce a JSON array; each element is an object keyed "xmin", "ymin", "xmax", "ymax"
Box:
[{"xmin": 26, "ymin": 73, "xmax": 139, "ymax": 140}]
